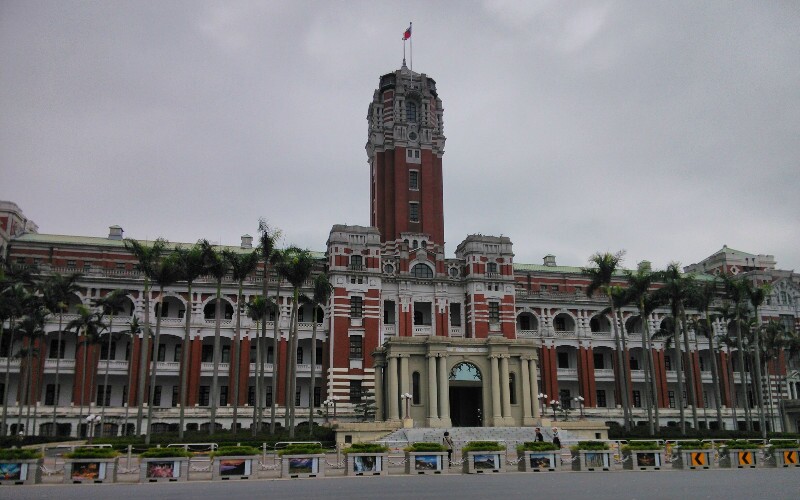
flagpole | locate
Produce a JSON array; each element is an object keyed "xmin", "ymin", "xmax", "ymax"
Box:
[{"xmin": 409, "ymin": 22, "xmax": 413, "ymax": 73}]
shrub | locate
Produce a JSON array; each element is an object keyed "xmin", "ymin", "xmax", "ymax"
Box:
[
  {"xmin": 675, "ymin": 440, "xmax": 710, "ymax": 449},
  {"xmin": 211, "ymin": 446, "xmax": 260, "ymax": 458},
  {"xmin": 462, "ymin": 441, "xmax": 505, "ymax": 452},
  {"xmin": 721, "ymin": 440, "xmax": 761, "ymax": 450},
  {"xmin": 0, "ymin": 448, "xmax": 43, "ymax": 460},
  {"xmin": 65, "ymin": 447, "xmax": 119, "ymax": 459},
  {"xmin": 570, "ymin": 441, "xmax": 610, "ymax": 451},
  {"xmin": 767, "ymin": 440, "xmax": 799, "ymax": 449},
  {"xmin": 517, "ymin": 442, "xmax": 560, "ymax": 452},
  {"xmin": 404, "ymin": 442, "xmax": 446, "ymax": 452},
  {"xmin": 139, "ymin": 448, "xmax": 191, "ymax": 458},
  {"xmin": 343, "ymin": 443, "xmax": 389, "ymax": 454},
  {"xmin": 622, "ymin": 441, "xmax": 662, "ymax": 451},
  {"xmin": 278, "ymin": 443, "xmax": 324, "ymax": 456}
]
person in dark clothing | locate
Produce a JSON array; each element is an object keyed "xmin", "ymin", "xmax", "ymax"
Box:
[
  {"xmin": 552, "ymin": 427, "xmax": 561, "ymax": 447},
  {"xmin": 535, "ymin": 427, "xmax": 544, "ymax": 442},
  {"xmin": 443, "ymin": 431, "xmax": 454, "ymax": 464}
]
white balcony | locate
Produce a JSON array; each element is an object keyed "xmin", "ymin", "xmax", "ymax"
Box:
[
  {"xmin": 43, "ymin": 358, "xmax": 75, "ymax": 371},
  {"xmin": 249, "ymin": 362, "xmax": 274, "ymax": 374},
  {"xmin": 594, "ymin": 368, "xmax": 614, "ymax": 379},
  {"xmin": 557, "ymin": 368, "xmax": 578, "ymax": 378},
  {"xmin": 96, "ymin": 360, "xmax": 129, "ymax": 373},
  {"xmin": 382, "ymin": 325, "xmax": 396, "ymax": 336},
  {"xmin": 413, "ymin": 325, "xmax": 432, "ymax": 336},
  {"xmin": 449, "ymin": 327, "xmax": 464, "ymax": 337},
  {"xmin": 517, "ymin": 329, "xmax": 539, "ymax": 337},
  {"xmin": 156, "ymin": 361, "xmax": 180, "ymax": 373}
]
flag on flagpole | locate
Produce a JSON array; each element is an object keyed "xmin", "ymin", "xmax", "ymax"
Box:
[{"xmin": 402, "ymin": 23, "xmax": 412, "ymax": 40}]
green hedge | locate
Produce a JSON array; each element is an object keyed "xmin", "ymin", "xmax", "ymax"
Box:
[
  {"xmin": 211, "ymin": 446, "xmax": 260, "ymax": 458},
  {"xmin": 622, "ymin": 441, "xmax": 662, "ymax": 451},
  {"xmin": 66, "ymin": 447, "xmax": 119, "ymax": 459},
  {"xmin": 139, "ymin": 448, "xmax": 191, "ymax": 458},
  {"xmin": 767, "ymin": 440, "xmax": 800, "ymax": 449},
  {"xmin": 343, "ymin": 443, "xmax": 389, "ymax": 454},
  {"xmin": 0, "ymin": 448, "xmax": 43, "ymax": 460},
  {"xmin": 462, "ymin": 441, "xmax": 505, "ymax": 452},
  {"xmin": 517, "ymin": 442, "xmax": 560, "ymax": 452},
  {"xmin": 722, "ymin": 440, "xmax": 761, "ymax": 450},
  {"xmin": 278, "ymin": 444, "xmax": 324, "ymax": 456},
  {"xmin": 675, "ymin": 440, "xmax": 710, "ymax": 449},
  {"xmin": 570, "ymin": 441, "xmax": 610, "ymax": 451},
  {"xmin": 405, "ymin": 442, "xmax": 446, "ymax": 452}
]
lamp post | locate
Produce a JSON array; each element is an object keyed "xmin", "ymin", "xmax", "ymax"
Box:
[
  {"xmin": 322, "ymin": 400, "xmax": 333, "ymax": 424},
  {"xmin": 85, "ymin": 414, "xmax": 101, "ymax": 444},
  {"xmin": 574, "ymin": 396, "xmax": 585, "ymax": 419},
  {"xmin": 332, "ymin": 396, "xmax": 339, "ymax": 419},
  {"xmin": 538, "ymin": 393, "xmax": 548, "ymax": 416},
  {"xmin": 401, "ymin": 393, "xmax": 412, "ymax": 420},
  {"xmin": 549, "ymin": 400, "xmax": 561, "ymax": 421}
]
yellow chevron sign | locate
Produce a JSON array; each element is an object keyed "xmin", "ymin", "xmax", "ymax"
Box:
[
  {"xmin": 783, "ymin": 450, "xmax": 798, "ymax": 465},
  {"xmin": 690, "ymin": 452, "xmax": 706, "ymax": 467},
  {"xmin": 737, "ymin": 451, "xmax": 754, "ymax": 466}
]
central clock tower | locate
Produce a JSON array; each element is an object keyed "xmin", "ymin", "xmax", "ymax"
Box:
[{"xmin": 366, "ymin": 62, "xmax": 446, "ymax": 247}]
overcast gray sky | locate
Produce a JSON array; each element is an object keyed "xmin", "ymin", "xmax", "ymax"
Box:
[{"xmin": 2, "ymin": 1, "xmax": 798, "ymax": 271}]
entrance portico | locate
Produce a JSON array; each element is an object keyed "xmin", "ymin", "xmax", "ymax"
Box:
[{"xmin": 373, "ymin": 337, "xmax": 540, "ymax": 428}]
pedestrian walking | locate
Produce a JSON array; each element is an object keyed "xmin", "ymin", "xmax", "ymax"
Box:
[{"xmin": 443, "ymin": 431, "xmax": 454, "ymax": 464}]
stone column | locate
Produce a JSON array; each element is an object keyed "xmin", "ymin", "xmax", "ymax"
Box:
[
  {"xmin": 491, "ymin": 356, "xmax": 502, "ymax": 424},
  {"xmin": 427, "ymin": 354, "xmax": 439, "ymax": 422},
  {"xmin": 437, "ymin": 354, "xmax": 451, "ymax": 425},
  {"xmin": 500, "ymin": 356, "xmax": 511, "ymax": 422},
  {"xmin": 530, "ymin": 356, "xmax": 540, "ymax": 418},
  {"xmin": 399, "ymin": 355, "xmax": 409, "ymax": 419},
  {"xmin": 387, "ymin": 356, "xmax": 399, "ymax": 420},
  {"xmin": 374, "ymin": 361, "xmax": 384, "ymax": 421},
  {"xmin": 520, "ymin": 357, "xmax": 534, "ymax": 425}
]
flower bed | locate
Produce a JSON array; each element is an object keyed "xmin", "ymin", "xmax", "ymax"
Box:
[
  {"xmin": 517, "ymin": 441, "xmax": 561, "ymax": 472},
  {"xmin": 64, "ymin": 447, "xmax": 119, "ymax": 484},
  {"xmin": 0, "ymin": 448, "xmax": 43, "ymax": 485},
  {"xmin": 404, "ymin": 442, "xmax": 448, "ymax": 475},
  {"xmin": 344, "ymin": 443, "xmax": 389, "ymax": 476},
  {"xmin": 138, "ymin": 448, "xmax": 191, "ymax": 482},
  {"xmin": 461, "ymin": 441, "xmax": 505, "ymax": 474},
  {"xmin": 211, "ymin": 446, "xmax": 260, "ymax": 480},
  {"xmin": 279, "ymin": 444, "xmax": 326, "ymax": 478},
  {"xmin": 621, "ymin": 441, "xmax": 663, "ymax": 470},
  {"xmin": 570, "ymin": 441, "xmax": 612, "ymax": 471}
]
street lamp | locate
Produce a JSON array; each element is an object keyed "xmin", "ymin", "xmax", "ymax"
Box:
[
  {"xmin": 549, "ymin": 399, "xmax": 561, "ymax": 421},
  {"xmin": 85, "ymin": 414, "xmax": 101, "ymax": 444},
  {"xmin": 322, "ymin": 400, "xmax": 333, "ymax": 423},
  {"xmin": 574, "ymin": 396, "xmax": 585, "ymax": 419},
  {"xmin": 332, "ymin": 396, "xmax": 339, "ymax": 418},
  {"xmin": 538, "ymin": 393, "xmax": 547, "ymax": 415},
  {"xmin": 400, "ymin": 393, "xmax": 412, "ymax": 420}
]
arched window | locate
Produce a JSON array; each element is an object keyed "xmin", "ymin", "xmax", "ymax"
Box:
[
  {"xmin": 412, "ymin": 372, "xmax": 421, "ymax": 405},
  {"xmin": 411, "ymin": 263, "xmax": 433, "ymax": 279}
]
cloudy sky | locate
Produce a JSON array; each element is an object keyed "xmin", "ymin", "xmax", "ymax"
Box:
[{"xmin": 2, "ymin": 1, "xmax": 798, "ymax": 271}]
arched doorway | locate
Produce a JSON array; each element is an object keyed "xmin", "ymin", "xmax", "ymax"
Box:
[{"xmin": 449, "ymin": 362, "xmax": 483, "ymax": 427}]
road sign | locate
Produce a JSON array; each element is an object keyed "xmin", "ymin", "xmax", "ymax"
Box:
[
  {"xmin": 783, "ymin": 450, "xmax": 798, "ymax": 466},
  {"xmin": 690, "ymin": 452, "xmax": 706, "ymax": 467},
  {"xmin": 737, "ymin": 451, "xmax": 754, "ymax": 467}
]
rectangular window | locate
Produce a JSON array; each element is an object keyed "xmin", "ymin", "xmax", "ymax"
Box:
[
  {"xmin": 559, "ymin": 389, "xmax": 571, "ymax": 408},
  {"xmin": 296, "ymin": 348, "xmax": 303, "ymax": 365},
  {"xmin": 314, "ymin": 387, "xmax": 322, "ymax": 407},
  {"xmin": 116, "ymin": 262, "xmax": 126, "ymax": 270},
  {"xmin": 265, "ymin": 385, "xmax": 273, "ymax": 407},
  {"xmin": 219, "ymin": 386, "xmax": 229, "ymax": 407},
  {"xmin": 221, "ymin": 345, "xmax": 230, "ymax": 363},
  {"xmin": 557, "ymin": 352, "xmax": 570, "ymax": 369},
  {"xmin": 384, "ymin": 300, "xmax": 395, "ymax": 325},
  {"xmin": 551, "ymin": 285, "xmax": 559, "ymax": 292},
  {"xmin": 409, "ymin": 170, "xmax": 419, "ymax": 190},
  {"xmin": 488, "ymin": 302, "xmax": 500, "ymax": 323},
  {"xmin": 202, "ymin": 345, "xmax": 214, "ymax": 363},
  {"xmin": 122, "ymin": 385, "xmax": 128, "ymax": 405},
  {"xmin": 629, "ymin": 357, "xmax": 639, "ymax": 370},
  {"xmin": 49, "ymin": 339, "xmax": 66, "ymax": 359},
  {"xmin": 84, "ymin": 263, "xmax": 91, "ymax": 272},
  {"xmin": 45, "ymin": 384, "xmax": 60, "ymax": 405},
  {"xmin": 486, "ymin": 262, "xmax": 497, "ymax": 274},
  {"xmin": 350, "ymin": 296, "xmax": 363, "ymax": 318},
  {"xmin": 349, "ymin": 254, "xmax": 363, "ymax": 270},
  {"xmin": 409, "ymin": 202, "xmax": 419, "ymax": 223},
  {"xmin": 199, "ymin": 386, "xmax": 210, "ymax": 406},
  {"xmin": 350, "ymin": 336, "xmax": 363, "ymax": 359},
  {"xmin": 295, "ymin": 388, "xmax": 301, "ymax": 407},
  {"xmin": 172, "ymin": 386, "xmax": 179, "ymax": 407},
  {"xmin": 157, "ymin": 343, "xmax": 166, "ymax": 362},
  {"xmin": 267, "ymin": 346, "xmax": 274, "ymax": 364},
  {"xmin": 699, "ymin": 356, "xmax": 706, "ymax": 371},
  {"xmin": 593, "ymin": 353, "xmax": 605, "ymax": 369},
  {"xmin": 350, "ymin": 380, "xmax": 363, "ymax": 403},
  {"xmin": 596, "ymin": 389, "xmax": 607, "ymax": 408},
  {"xmin": 96, "ymin": 385, "xmax": 112, "ymax": 406},
  {"xmin": 250, "ymin": 346, "xmax": 257, "ymax": 363},
  {"xmin": 664, "ymin": 356, "xmax": 672, "ymax": 371},
  {"xmin": 450, "ymin": 303, "xmax": 461, "ymax": 327},
  {"xmin": 99, "ymin": 341, "xmax": 116, "ymax": 361},
  {"xmin": 316, "ymin": 346, "xmax": 323, "ymax": 365},
  {"xmin": 632, "ymin": 390, "xmax": 641, "ymax": 408},
  {"xmin": 297, "ymin": 306, "xmax": 304, "ymax": 323},
  {"xmin": 153, "ymin": 386, "xmax": 162, "ymax": 406},
  {"xmin": 668, "ymin": 390, "xmax": 675, "ymax": 409},
  {"xmin": 173, "ymin": 344, "xmax": 182, "ymax": 363},
  {"xmin": 248, "ymin": 386, "xmax": 255, "ymax": 406}
]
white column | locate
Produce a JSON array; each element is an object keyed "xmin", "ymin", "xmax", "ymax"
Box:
[
  {"xmin": 500, "ymin": 356, "xmax": 511, "ymax": 419},
  {"xmin": 438, "ymin": 355, "xmax": 450, "ymax": 420},
  {"xmin": 521, "ymin": 357, "xmax": 532, "ymax": 423},
  {"xmin": 491, "ymin": 356, "xmax": 502, "ymax": 422},
  {"xmin": 388, "ymin": 356, "xmax": 399, "ymax": 420},
  {"xmin": 530, "ymin": 356, "xmax": 540, "ymax": 418},
  {"xmin": 374, "ymin": 361, "xmax": 384, "ymax": 420},
  {"xmin": 428, "ymin": 354, "xmax": 439, "ymax": 420}
]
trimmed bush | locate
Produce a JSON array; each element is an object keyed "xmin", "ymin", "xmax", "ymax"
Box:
[
  {"xmin": 139, "ymin": 448, "xmax": 191, "ymax": 458},
  {"xmin": 767, "ymin": 440, "xmax": 799, "ymax": 449},
  {"xmin": 675, "ymin": 440, "xmax": 710, "ymax": 449},
  {"xmin": 570, "ymin": 441, "xmax": 610, "ymax": 451},
  {"xmin": 722, "ymin": 440, "xmax": 761, "ymax": 450},
  {"xmin": 518, "ymin": 441, "xmax": 560, "ymax": 452},
  {"xmin": 278, "ymin": 444, "xmax": 324, "ymax": 456},
  {"xmin": 343, "ymin": 443, "xmax": 389, "ymax": 454},
  {"xmin": 622, "ymin": 441, "xmax": 662, "ymax": 451},
  {"xmin": 0, "ymin": 448, "xmax": 43, "ymax": 460},
  {"xmin": 211, "ymin": 446, "xmax": 260, "ymax": 458},
  {"xmin": 404, "ymin": 442, "xmax": 446, "ymax": 452},
  {"xmin": 65, "ymin": 447, "xmax": 119, "ymax": 459},
  {"xmin": 462, "ymin": 441, "xmax": 505, "ymax": 452}
]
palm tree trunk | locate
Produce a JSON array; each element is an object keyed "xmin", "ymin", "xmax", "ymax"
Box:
[
  {"xmin": 99, "ymin": 314, "xmax": 115, "ymax": 438},
  {"xmin": 672, "ymin": 314, "xmax": 686, "ymax": 434},
  {"xmin": 308, "ymin": 308, "xmax": 318, "ymax": 435},
  {"xmin": 609, "ymin": 298, "xmax": 630, "ymax": 431},
  {"xmin": 751, "ymin": 309, "xmax": 767, "ymax": 438},
  {"xmin": 680, "ymin": 308, "xmax": 699, "ymax": 430},
  {"xmin": 619, "ymin": 312, "xmax": 633, "ymax": 431},
  {"xmin": 284, "ymin": 301, "xmax": 293, "ymax": 431},
  {"xmin": 271, "ymin": 288, "xmax": 281, "ymax": 434},
  {"xmin": 179, "ymin": 282, "xmax": 193, "ymax": 439},
  {"xmin": 734, "ymin": 312, "xmax": 752, "ymax": 430},
  {"xmin": 145, "ymin": 288, "xmax": 165, "ymax": 445},
  {"xmin": 17, "ymin": 339, "xmax": 33, "ymax": 434},
  {"xmin": 644, "ymin": 313, "xmax": 660, "ymax": 430},
  {"xmin": 707, "ymin": 316, "xmax": 723, "ymax": 429},
  {"xmin": 209, "ymin": 280, "xmax": 223, "ymax": 435},
  {"xmin": 51, "ymin": 313, "xmax": 64, "ymax": 436},
  {"xmin": 638, "ymin": 307, "xmax": 654, "ymax": 435},
  {"xmin": 726, "ymin": 344, "xmax": 738, "ymax": 428},
  {"xmin": 1, "ymin": 325, "xmax": 17, "ymax": 435},
  {"xmin": 78, "ymin": 327, "xmax": 89, "ymax": 433},
  {"xmin": 231, "ymin": 282, "xmax": 243, "ymax": 435},
  {"xmin": 288, "ymin": 291, "xmax": 299, "ymax": 437},
  {"xmin": 251, "ymin": 318, "xmax": 261, "ymax": 437},
  {"xmin": 135, "ymin": 282, "xmax": 151, "ymax": 434}
]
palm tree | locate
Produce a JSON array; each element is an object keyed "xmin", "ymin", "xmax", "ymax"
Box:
[
  {"xmin": 653, "ymin": 264, "xmax": 696, "ymax": 433},
  {"xmin": 200, "ymin": 240, "xmax": 230, "ymax": 435},
  {"xmin": 246, "ymin": 295, "xmax": 270, "ymax": 435},
  {"xmin": 120, "ymin": 316, "xmax": 142, "ymax": 435},
  {"xmin": 720, "ymin": 274, "xmax": 753, "ymax": 430},
  {"xmin": 760, "ymin": 320, "xmax": 786, "ymax": 431},
  {"xmin": 40, "ymin": 272, "xmax": 83, "ymax": 435},
  {"xmin": 624, "ymin": 268, "xmax": 661, "ymax": 434},
  {"xmin": 686, "ymin": 279, "xmax": 724, "ymax": 429},
  {"xmin": 223, "ymin": 249, "xmax": 260, "ymax": 435},
  {"xmin": 93, "ymin": 289, "xmax": 129, "ymax": 437},
  {"xmin": 124, "ymin": 238, "xmax": 167, "ymax": 434},
  {"xmin": 172, "ymin": 244, "xmax": 207, "ymax": 439},
  {"xmin": 66, "ymin": 304, "xmax": 107, "ymax": 433},
  {"xmin": 276, "ymin": 246, "xmax": 315, "ymax": 438},
  {"xmin": 145, "ymin": 251, "xmax": 181, "ymax": 444},
  {"xmin": 14, "ymin": 305, "xmax": 47, "ymax": 435},
  {"xmin": 742, "ymin": 280, "xmax": 769, "ymax": 438},
  {"xmin": 304, "ymin": 273, "xmax": 332, "ymax": 434},
  {"xmin": 256, "ymin": 220, "xmax": 282, "ymax": 434},
  {"xmin": 1, "ymin": 283, "xmax": 36, "ymax": 435},
  {"xmin": 583, "ymin": 251, "xmax": 631, "ymax": 431}
]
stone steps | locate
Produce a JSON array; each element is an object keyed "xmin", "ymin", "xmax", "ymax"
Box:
[{"xmin": 378, "ymin": 426, "xmax": 564, "ymax": 448}]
